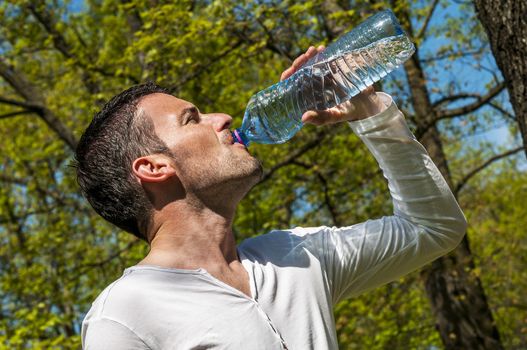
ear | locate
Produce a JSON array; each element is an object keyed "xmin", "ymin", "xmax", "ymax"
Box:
[{"xmin": 132, "ymin": 155, "xmax": 177, "ymax": 183}]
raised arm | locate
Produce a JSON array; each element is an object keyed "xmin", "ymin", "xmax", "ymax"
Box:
[
  {"xmin": 321, "ymin": 92, "xmax": 467, "ymax": 303},
  {"xmin": 280, "ymin": 47, "xmax": 467, "ymax": 303}
]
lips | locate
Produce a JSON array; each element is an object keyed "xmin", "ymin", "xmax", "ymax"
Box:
[
  {"xmin": 228, "ymin": 133, "xmax": 235, "ymax": 145},
  {"xmin": 221, "ymin": 131, "xmax": 239, "ymax": 146},
  {"xmin": 220, "ymin": 130, "xmax": 249, "ymax": 153}
]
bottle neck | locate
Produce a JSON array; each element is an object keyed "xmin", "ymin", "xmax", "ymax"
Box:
[{"xmin": 232, "ymin": 129, "xmax": 250, "ymax": 147}]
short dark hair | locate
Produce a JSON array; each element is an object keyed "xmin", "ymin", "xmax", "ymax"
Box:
[{"xmin": 75, "ymin": 82, "xmax": 172, "ymax": 242}]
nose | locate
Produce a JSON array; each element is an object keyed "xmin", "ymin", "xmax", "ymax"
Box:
[{"xmin": 202, "ymin": 113, "xmax": 232, "ymax": 132}]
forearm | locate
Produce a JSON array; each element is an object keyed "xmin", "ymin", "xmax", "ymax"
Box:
[
  {"xmin": 349, "ymin": 92, "xmax": 467, "ymax": 243},
  {"xmin": 310, "ymin": 93, "xmax": 467, "ymax": 302}
]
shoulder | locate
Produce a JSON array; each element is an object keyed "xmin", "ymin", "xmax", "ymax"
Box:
[
  {"xmin": 82, "ymin": 317, "xmax": 150, "ymax": 349},
  {"xmin": 83, "ymin": 266, "xmax": 181, "ymax": 323},
  {"xmin": 81, "ymin": 270, "xmax": 154, "ymax": 348},
  {"xmin": 82, "ymin": 270, "xmax": 144, "ymax": 322},
  {"xmin": 240, "ymin": 225, "xmax": 329, "ymax": 245},
  {"xmin": 238, "ymin": 226, "xmax": 332, "ymax": 261}
]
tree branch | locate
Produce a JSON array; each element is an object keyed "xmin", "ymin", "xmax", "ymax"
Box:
[
  {"xmin": 233, "ymin": 4, "xmax": 294, "ymax": 61},
  {"xmin": 0, "ymin": 209, "xmax": 54, "ymax": 225},
  {"xmin": 1, "ymin": 193, "xmax": 28, "ymax": 251},
  {"xmin": 168, "ymin": 40, "xmax": 243, "ymax": 93},
  {"xmin": 454, "ymin": 146, "xmax": 523, "ymax": 195},
  {"xmin": 0, "ymin": 96, "xmax": 41, "ymax": 110},
  {"xmin": 26, "ymin": 1, "xmax": 99, "ymax": 94},
  {"xmin": 78, "ymin": 239, "xmax": 141, "ymax": 270},
  {"xmin": 0, "ymin": 59, "xmax": 43, "ymax": 102},
  {"xmin": 292, "ymin": 160, "xmax": 341, "ymax": 226},
  {"xmin": 435, "ymin": 82, "xmax": 506, "ymax": 120},
  {"xmin": 500, "ymin": 301, "xmax": 527, "ymax": 311},
  {"xmin": 258, "ymin": 131, "xmax": 325, "ymax": 185},
  {"xmin": 26, "ymin": 1, "xmax": 139, "ymax": 87},
  {"xmin": 0, "ymin": 174, "xmax": 28, "ymax": 185},
  {"xmin": 121, "ymin": 0, "xmax": 143, "ymax": 33},
  {"xmin": 433, "ymin": 93, "xmax": 481, "ymax": 108},
  {"xmin": 0, "ymin": 109, "xmax": 33, "ymax": 120},
  {"xmin": 26, "ymin": 2, "xmax": 73, "ymax": 59},
  {"xmin": 0, "ymin": 59, "xmax": 78, "ymax": 150},
  {"xmin": 419, "ymin": 46, "xmax": 488, "ymax": 64},
  {"xmin": 319, "ymin": 0, "xmax": 347, "ymax": 40},
  {"xmin": 416, "ymin": 0, "xmax": 440, "ymax": 40},
  {"xmin": 432, "ymin": 93, "xmax": 515, "ymax": 120},
  {"xmin": 488, "ymin": 101, "xmax": 516, "ymax": 121}
]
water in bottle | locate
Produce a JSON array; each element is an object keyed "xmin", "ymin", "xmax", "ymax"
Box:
[{"xmin": 232, "ymin": 10, "xmax": 415, "ymax": 146}]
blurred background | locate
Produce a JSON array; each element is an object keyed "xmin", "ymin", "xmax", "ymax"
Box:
[{"xmin": 0, "ymin": 0, "xmax": 525, "ymax": 349}]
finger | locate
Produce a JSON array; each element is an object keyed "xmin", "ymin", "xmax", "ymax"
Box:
[
  {"xmin": 301, "ymin": 108, "xmax": 346, "ymax": 126},
  {"xmin": 302, "ymin": 46, "xmax": 318, "ymax": 64},
  {"xmin": 281, "ymin": 46, "xmax": 316, "ymax": 81},
  {"xmin": 292, "ymin": 46, "xmax": 315, "ymax": 69},
  {"xmin": 305, "ymin": 45, "xmax": 317, "ymax": 58},
  {"xmin": 280, "ymin": 58, "xmax": 305, "ymax": 81},
  {"xmin": 280, "ymin": 68, "xmax": 294, "ymax": 81}
]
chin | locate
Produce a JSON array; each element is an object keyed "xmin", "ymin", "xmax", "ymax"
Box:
[
  {"xmin": 245, "ymin": 157, "xmax": 263, "ymax": 181},
  {"xmin": 225, "ymin": 157, "xmax": 263, "ymax": 192}
]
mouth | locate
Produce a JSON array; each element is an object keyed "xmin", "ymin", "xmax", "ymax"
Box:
[
  {"xmin": 223, "ymin": 131, "xmax": 250, "ymax": 153},
  {"xmin": 225, "ymin": 132, "xmax": 235, "ymax": 145},
  {"xmin": 223, "ymin": 131, "xmax": 243, "ymax": 147}
]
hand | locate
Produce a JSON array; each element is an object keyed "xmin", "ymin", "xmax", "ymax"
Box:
[{"xmin": 280, "ymin": 46, "xmax": 386, "ymax": 125}]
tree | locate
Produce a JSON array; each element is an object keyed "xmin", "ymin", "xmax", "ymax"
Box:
[
  {"xmin": 473, "ymin": 0, "xmax": 527, "ymax": 159},
  {"xmin": 311, "ymin": 0, "xmax": 519, "ymax": 348},
  {"xmin": 396, "ymin": 3, "xmax": 504, "ymax": 348},
  {"xmin": 460, "ymin": 155, "xmax": 527, "ymax": 348},
  {"xmin": 0, "ymin": 0, "xmax": 525, "ymax": 348}
]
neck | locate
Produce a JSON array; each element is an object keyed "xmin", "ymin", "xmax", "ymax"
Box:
[{"xmin": 140, "ymin": 200, "xmax": 239, "ymax": 272}]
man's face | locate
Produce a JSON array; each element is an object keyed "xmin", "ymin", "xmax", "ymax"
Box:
[{"xmin": 137, "ymin": 93, "xmax": 262, "ymax": 196}]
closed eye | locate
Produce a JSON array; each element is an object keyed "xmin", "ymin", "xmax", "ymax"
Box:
[
  {"xmin": 184, "ymin": 107, "xmax": 200, "ymax": 125},
  {"xmin": 185, "ymin": 115, "xmax": 199, "ymax": 124}
]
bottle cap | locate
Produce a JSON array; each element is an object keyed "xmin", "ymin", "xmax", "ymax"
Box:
[{"xmin": 233, "ymin": 129, "xmax": 245, "ymax": 146}]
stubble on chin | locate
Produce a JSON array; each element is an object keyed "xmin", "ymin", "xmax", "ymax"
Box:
[
  {"xmin": 194, "ymin": 153, "xmax": 262, "ymax": 204},
  {"xmin": 227, "ymin": 152, "xmax": 263, "ymax": 184},
  {"xmin": 185, "ymin": 150, "xmax": 259, "ymax": 190}
]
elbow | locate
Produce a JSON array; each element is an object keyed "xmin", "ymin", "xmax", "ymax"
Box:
[
  {"xmin": 450, "ymin": 214, "xmax": 468, "ymax": 247},
  {"xmin": 436, "ymin": 213, "xmax": 468, "ymax": 252},
  {"xmin": 457, "ymin": 213, "xmax": 468, "ymax": 235},
  {"xmin": 416, "ymin": 210, "xmax": 468, "ymax": 254}
]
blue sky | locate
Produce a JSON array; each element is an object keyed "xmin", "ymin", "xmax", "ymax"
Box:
[{"xmin": 408, "ymin": 1, "xmax": 518, "ymax": 153}]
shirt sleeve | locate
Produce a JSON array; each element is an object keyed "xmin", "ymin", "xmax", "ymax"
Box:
[
  {"xmin": 320, "ymin": 92, "xmax": 467, "ymax": 304},
  {"xmin": 82, "ymin": 318, "xmax": 150, "ymax": 350}
]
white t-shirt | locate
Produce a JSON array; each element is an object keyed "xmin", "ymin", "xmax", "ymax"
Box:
[{"xmin": 81, "ymin": 93, "xmax": 467, "ymax": 349}]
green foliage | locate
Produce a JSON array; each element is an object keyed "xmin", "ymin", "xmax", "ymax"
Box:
[
  {"xmin": 460, "ymin": 159, "xmax": 527, "ymax": 348},
  {"xmin": 0, "ymin": 0, "xmax": 524, "ymax": 348}
]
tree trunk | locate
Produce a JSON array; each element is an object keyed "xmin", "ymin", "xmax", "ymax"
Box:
[
  {"xmin": 423, "ymin": 234, "xmax": 503, "ymax": 349},
  {"xmin": 473, "ymin": 0, "xmax": 527, "ymax": 159},
  {"xmin": 317, "ymin": 1, "xmax": 504, "ymax": 347},
  {"xmin": 404, "ymin": 42, "xmax": 503, "ymax": 350}
]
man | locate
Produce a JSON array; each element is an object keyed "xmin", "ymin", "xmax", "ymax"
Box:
[{"xmin": 78, "ymin": 46, "xmax": 467, "ymax": 349}]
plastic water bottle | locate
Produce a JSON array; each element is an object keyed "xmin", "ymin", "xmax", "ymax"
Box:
[{"xmin": 232, "ymin": 9, "xmax": 415, "ymax": 146}]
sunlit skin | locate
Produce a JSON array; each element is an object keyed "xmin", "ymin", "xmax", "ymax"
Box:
[{"xmin": 132, "ymin": 46, "xmax": 386, "ymax": 297}]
